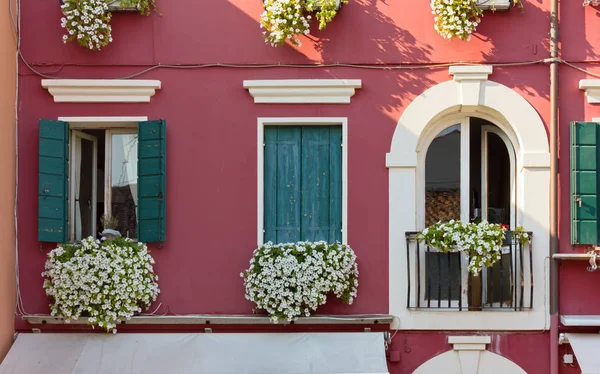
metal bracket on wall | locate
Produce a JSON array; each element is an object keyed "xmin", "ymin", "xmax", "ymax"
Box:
[
  {"xmin": 552, "ymin": 247, "xmax": 600, "ymax": 272},
  {"xmin": 558, "ymin": 333, "xmax": 569, "ymax": 345}
]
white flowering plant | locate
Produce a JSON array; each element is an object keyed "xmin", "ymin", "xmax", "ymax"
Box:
[
  {"xmin": 60, "ymin": 0, "xmax": 157, "ymax": 50},
  {"xmin": 418, "ymin": 220, "xmax": 508, "ymax": 275},
  {"xmin": 242, "ymin": 241, "xmax": 358, "ymax": 323},
  {"xmin": 260, "ymin": 0, "xmax": 348, "ymax": 47},
  {"xmin": 61, "ymin": 0, "xmax": 112, "ymax": 50},
  {"xmin": 431, "ymin": 0, "xmax": 482, "ymax": 40},
  {"xmin": 42, "ymin": 236, "xmax": 160, "ymax": 333}
]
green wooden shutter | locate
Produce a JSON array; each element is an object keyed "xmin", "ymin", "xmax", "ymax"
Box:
[
  {"xmin": 571, "ymin": 121, "xmax": 600, "ymax": 244},
  {"xmin": 264, "ymin": 126, "xmax": 302, "ymax": 243},
  {"xmin": 38, "ymin": 119, "xmax": 69, "ymax": 243},
  {"xmin": 138, "ymin": 120, "xmax": 166, "ymax": 243},
  {"xmin": 264, "ymin": 126, "xmax": 342, "ymax": 244},
  {"xmin": 300, "ymin": 126, "xmax": 342, "ymax": 243}
]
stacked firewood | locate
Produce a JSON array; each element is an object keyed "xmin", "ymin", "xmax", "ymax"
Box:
[{"xmin": 425, "ymin": 189, "xmax": 460, "ymax": 226}]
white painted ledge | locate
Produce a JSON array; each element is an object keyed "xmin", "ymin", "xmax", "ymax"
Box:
[
  {"xmin": 243, "ymin": 79, "xmax": 362, "ymax": 104},
  {"xmin": 23, "ymin": 314, "xmax": 394, "ymax": 326},
  {"xmin": 449, "ymin": 65, "xmax": 493, "ymax": 81},
  {"xmin": 580, "ymin": 79, "xmax": 600, "ymax": 104},
  {"xmin": 41, "ymin": 79, "xmax": 161, "ymax": 103},
  {"xmin": 561, "ymin": 315, "xmax": 600, "ymax": 326}
]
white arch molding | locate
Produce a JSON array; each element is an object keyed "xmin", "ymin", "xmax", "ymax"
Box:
[
  {"xmin": 413, "ymin": 336, "xmax": 527, "ymax": 374},
  {"xmin": 387, "ymin": 65, "xmax": 550, "ymax": 331}
]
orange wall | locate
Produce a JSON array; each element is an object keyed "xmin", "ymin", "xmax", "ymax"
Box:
[{"xmin": 0, "ymin": 0, "xmax": 16, "ymax": 363}]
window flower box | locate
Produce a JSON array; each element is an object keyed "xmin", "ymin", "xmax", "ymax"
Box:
[
  {"xmin": 106, "ymin": 0, "xmax": 138, "ymax": 12},
  {"xmin": 260, "ymin": 0, "xmax": 347, "ymax": 47},
  {"xmin": 476, "ymin": 0, "xmax": 513, "ymax": 11},
  {"xmin": 262, "ymin": 0, "xmax": 343, "ymax": 10}
]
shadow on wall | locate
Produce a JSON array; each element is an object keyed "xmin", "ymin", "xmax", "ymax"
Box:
[
  {"xmin": 314, "ymin": 0, "xmax": 436, "ymax": 111},
  {"xmin": 480, "ymin": 1, "xmax": 550, "ymax": 99}
]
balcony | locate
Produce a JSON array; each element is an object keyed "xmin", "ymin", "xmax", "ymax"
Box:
[{"xmin": 405, "ymin": 231, "xmax": 533, "ymax": 311}]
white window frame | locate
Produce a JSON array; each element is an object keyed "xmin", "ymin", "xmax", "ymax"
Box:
[
  {"xmin": 417, "ymin": 118, "xmax": 520, "ymax": 309},
  {"xmin": 60, "ymin": 117, "xmax": 146, "ymax": 242},
  {"xmin": 257, "ymin": 117, "xmax": 348, "ymax": 246},
  {"xmin": 386, "ymin": 66, "xmax": 550, "ymax": 331}
]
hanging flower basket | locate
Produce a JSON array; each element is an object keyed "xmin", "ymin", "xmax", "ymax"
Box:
[
  {"xmin": 260, "ymin": 0, "xmax": 348, "ymax": 47},
  {"xmin": 241, "ymin": 241, "xmax": 359, "ymax": 323},
  {"xmin": 42, "ymin": 236, "xmax": 160, "ymax": 333}
]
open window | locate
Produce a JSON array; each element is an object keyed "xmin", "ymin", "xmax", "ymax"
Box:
[
  {"xmin": 38, "ymin": 119, "xmax": 166, "ymax": 244},
  {"xmin": 406, "ymin": 117, "xmax": 532, "ymax": 310}
]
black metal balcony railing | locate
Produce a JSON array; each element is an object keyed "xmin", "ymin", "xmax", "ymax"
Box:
[{"xmin": 405, "ymin": 231, "xmax": 533, "ymax": 311}]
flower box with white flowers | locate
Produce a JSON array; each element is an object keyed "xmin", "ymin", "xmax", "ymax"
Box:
[
  {"xmin": 417, "ymin": 220, "xmax": 530, "ymax": 275},
  {"xmin": 42, "ymin": 236, "xmax": 160, "ymax": 333},
  {"xmin": 60, "ymin": 0, "xmax": 157, "ymax": 50},
  {"xmin": 431, "ymin": 0, "xmax": 522, "ymax": 41},
  {"xmin": 242, "ymin": 241, "xmax": 359, "ymax": 323},
  {"xmin": 260, "ymin": 0, "xmax": 347, "ymax": 47}
]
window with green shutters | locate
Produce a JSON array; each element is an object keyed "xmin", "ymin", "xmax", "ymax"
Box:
[
  {"xmin": 571, "ymin": 121, "xmax": 600, "ymax": 245},
  {"xmin": 37, "ymin": 119, "xmax": 166, "ymax": 243},
  {"xmin": 263, "ymin": 125, "xmax": 342, "ymax": 244}
]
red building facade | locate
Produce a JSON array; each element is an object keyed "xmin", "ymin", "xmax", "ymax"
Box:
[{"xmin": 6, "ymin": 0, "xmax": 600, "ymax": 373}]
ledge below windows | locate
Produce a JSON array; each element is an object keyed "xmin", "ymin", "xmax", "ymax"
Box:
[{"xmin": 23, "ymin": 314, "xmax": 393, "ymax": 326}]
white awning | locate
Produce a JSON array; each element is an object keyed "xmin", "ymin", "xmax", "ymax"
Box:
[
  {"xmin": 0, "ymin": 332, "xmax": 389, "ymax": 374},
  {"xmin": 566, "ymin": 333, "xmax": 600, "ymax": 374}
]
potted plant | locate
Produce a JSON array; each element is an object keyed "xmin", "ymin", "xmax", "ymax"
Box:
[
  {"xmin": 100, "ymin": 214, "xmax": 120, "ymax": 240},
  {"xmin": 260, "ymin": 0, "xmax": 348, "ymax": 47},
  {"xmin": 42, "ymin": 236, "xmax": 160, "ymax": 333},
  {"xmin": 241, "ymin": 241, "xmax": 359, "ymax": 323},
  {"xmin": 60, "ymin": 0, "xmax": 157, "ymax": 50}
]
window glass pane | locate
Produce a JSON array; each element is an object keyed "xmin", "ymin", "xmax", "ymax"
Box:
[
  {"xmin": 486, "ymin": 132, "xmax": 510, "ymax": 225},
  {"xmin": 425, "ymin": 124, "xmax": 461, "ymax": 226},
  {"xmin": 111, "ymin": 134, "xmax": 138, "ymax": 238},
  {"xmin": 484, "ymin": 130, "xmax": 512, "ymax": 306},
  {"xmin": 74, "ymin": 137, "xmax": 95, "ymax": 240}
]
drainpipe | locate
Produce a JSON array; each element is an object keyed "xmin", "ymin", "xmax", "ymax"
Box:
[{"xmin": 549, "ymin": 0, "xmax": 559, "ymax": 370}]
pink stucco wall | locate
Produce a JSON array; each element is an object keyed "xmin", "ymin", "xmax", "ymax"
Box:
[{"xmin": 15, "ymin": 0, "xmax": 590, "ymax": 372}]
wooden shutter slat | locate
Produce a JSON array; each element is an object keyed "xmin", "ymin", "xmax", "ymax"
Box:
[
  {"xmin": 138, "ymin": 120, "xmax": 166, "ymax": 243},
  {"xmin": 38, "ymin": 119, "xmax": 69, "ymax": 243},
  {"xmin": 571, "ymin": 121, "xmax": 599, "ymax": 244}
]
